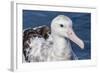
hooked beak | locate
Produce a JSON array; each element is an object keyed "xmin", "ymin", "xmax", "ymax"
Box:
[{"xmin": 67, "ymin": 27, "xmax": 84, "ymax": 49}]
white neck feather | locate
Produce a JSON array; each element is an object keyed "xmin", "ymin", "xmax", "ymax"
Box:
[
  {"xmin": 51, "ymin": 33, "xmax": 71, "ymax": 60},
  {"xmin": 52, "ymin": 34, "xmax": 67, "ymax": 50},
  {"xmin": 52, "ymin": 34, "xmax": 71, "ymax": 55}
]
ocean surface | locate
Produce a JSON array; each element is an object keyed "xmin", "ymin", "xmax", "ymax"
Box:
[{"xmin": 23, "ymin": 10, "xmax": 91, "ymax": 60}]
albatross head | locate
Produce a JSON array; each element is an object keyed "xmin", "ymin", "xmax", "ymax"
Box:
[{"xmin": 51, "ymin": 15, "xmax": 84, "ymax": 49}]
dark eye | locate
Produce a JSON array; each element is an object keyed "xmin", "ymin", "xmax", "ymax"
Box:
[{"xmin": 60, "ymin": 24, "xmax": 64, "ymax": 27}]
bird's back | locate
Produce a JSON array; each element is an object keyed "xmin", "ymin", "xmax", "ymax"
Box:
[{"xmin": 23, "ymin": 25, "xmax": 52, "ymax": 62}]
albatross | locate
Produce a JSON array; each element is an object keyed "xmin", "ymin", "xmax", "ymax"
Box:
[{"xmin": 23, "ymin": 15, "xmax": 84, "ymax": 62}]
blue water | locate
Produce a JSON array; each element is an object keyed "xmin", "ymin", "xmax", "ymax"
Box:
[{"xmin": 23, "ymin": 10, "xmax": 91, "ymax": 60}]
